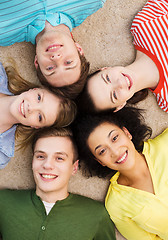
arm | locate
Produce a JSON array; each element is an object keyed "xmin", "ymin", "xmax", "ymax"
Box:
[
  {"xmin": 114, "ymin": 216, "xmax": 161, "ymax": 240},
  {"xmin": 94, "ymin": 208, "xmax": 116, "ymax": 240}
]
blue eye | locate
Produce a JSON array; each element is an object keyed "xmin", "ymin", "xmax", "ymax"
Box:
[
  {"xmin": 38, "ymin": 94, "xmax": 41, "ymax": 101},
  {"xmin": 113, "ymin": 91, "xmax": 117, "ymax": 100},
  {"xmin": 47, "ymin": 66, "xmax": 53, "ymax": 70},
  {"xmin": 66, "ymin": 60, "xmax": 72, "ymax": 65},
  {"xmin": 106, "ymin": 75, "xmax": 111, "ymax": 83},
  {"xmin": 112, "ymin": 135, "xmax": 118, "ymax": 142},
  {"xmin": 38, "ymin": 113, "xmax": 42, "ymax": 122}
]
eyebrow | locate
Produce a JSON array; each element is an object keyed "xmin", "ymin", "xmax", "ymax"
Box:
[
  {"xmin": 34, "ymin": 150, "xmax": 68, "ymax": 157},
  {"xmin": 65, "ymin": 63, "xmax": 77, "ymax": 70},
  {"xmin": 101, "ymin": 74, "xmax": 114, "ymax": 104},
  {"xmin": 55, "ymin": 151, "xmax": 68, "ymax": 157},
  {"xmin": 46, "ymin": 62, "xmax": 78, "ymax": 77},
  {"xmin": 94, "ymin": 130, "xmax": 115, "ymax": 152},
  {"xmin": 47, "ymin": 71, "xmax": 55, "ymax": 76},
  {"xmin": 110, "ymin": 91, "xmax": 114, "ymax": 103},
  {"xmin": 101, "ymin": 74, "xmax": 107, "ymax": 84}
]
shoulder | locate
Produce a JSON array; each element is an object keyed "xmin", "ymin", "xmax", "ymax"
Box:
[
  {"xmin": 0, "ymin": 189, "xmax": 32, "ymax": 204},
  {"xmin": 132, "ymin": 0, "xmax": 168, "ymax": 24},
  {"xmin": 145, "ymin": 128, "xmax": 168, "ymax": 149},
  {"xmin": 0, "ymin": 62, "xmax": 8, "ymax": 85},
  {"xmin": 0, "ymin": 62, "xmax": 13, "ymax": 95},
  {"xmin": 143, "ymin": 128, "xmax": 168, "ymax": 168},
  {"xmin": 71, "ymin": 193, "xmax": 106, "ymax": 212}
]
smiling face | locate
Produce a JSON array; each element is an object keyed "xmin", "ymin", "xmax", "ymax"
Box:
[
  {"xmin": 10, "ymin": 88, "xmax": 60, "ymax": 128},
  {"xmin": 32, "ymin": 136, "xmax": 78, "ymax": 201},
  {"xmin": 88, "ymin": 67, "xmax": 136, "ymax": 111},
  {"xmin": 87, "ymin": 122, "xmax": 137, "ymax": 172},
  {"xmin": 35, "ymin": 30, "xmax": 83, "ymax": 87}
]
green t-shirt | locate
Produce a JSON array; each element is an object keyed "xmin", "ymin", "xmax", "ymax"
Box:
[{"xmin": 0, "ymin": 189, "xmax": 116, "ymax": 240}]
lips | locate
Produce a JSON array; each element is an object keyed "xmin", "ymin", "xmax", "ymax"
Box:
[
  {"xmin": 116, "ymin": 151, "xmax": 128, "ymax": 164},
  {"xmin": 46, "ymin": 44, "xmax": 63, "ymax": 52},
  {"xmin": 122, "ymin": 73, "xmax": 133, "ymax": 90}
]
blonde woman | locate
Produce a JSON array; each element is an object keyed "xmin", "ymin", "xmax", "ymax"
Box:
[{"xmin": 0, "ymin": 62, "xmax": 76, "ymax": 169}]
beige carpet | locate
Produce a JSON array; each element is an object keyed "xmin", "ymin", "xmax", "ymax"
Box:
[{"xmin": 0, "ymin": 0, "xmax": 168, "ymax": 239}]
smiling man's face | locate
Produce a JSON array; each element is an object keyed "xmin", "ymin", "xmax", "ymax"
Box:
[
  {"xmin": 34, "ymin": 30, "xmax": 83, "ymax": 87},
  {"xmin": 32, "ymin": 136, "xmax": 78, "ymax": 201}
]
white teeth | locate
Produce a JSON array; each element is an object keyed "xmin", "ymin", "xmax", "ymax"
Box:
[
  {"xmin": 125, "ymin": 76, "xmax": 130, "ymax": 87},
  {"xmin": 117, "ymin": 152, "xmax": 127, "ymax": 163},
  {"xmin": 49, "ymin": 46, "xmax": 58, "ymax": 50},
  {"xmin": 21, "ymin": 102, "xmax": 25, "ymax": 117},
  {"xmin": 41, "ymin": 174, "xmax": 56, "ymax": 179}
]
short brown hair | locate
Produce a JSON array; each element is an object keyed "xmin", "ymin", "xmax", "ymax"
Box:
[
  {"xmin": 32, "ymin": 127, "xmax": 78, "ymax": 163},
  {"xmin": 36, "ymin": 52, "xmax": 90, "ymax": 99}
]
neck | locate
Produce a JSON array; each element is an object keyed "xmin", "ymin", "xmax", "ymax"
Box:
[
  {"xmin": 36, "ymin": 189, "xmax": 69, "ymax": 203},
  {"xmin": 118, "ymin": 152, "xmax": 148, "ymax": 186},
  {"xmin": 127, "ymin": 50, "xmax": 159, "ymax": 92},
  {"xmin": 36, "ymin": 23, "xmax": 71, "ymax": 43},
  {"xmin": 0, "ymin": 94, "xmax": 18, "ymax": 133}
]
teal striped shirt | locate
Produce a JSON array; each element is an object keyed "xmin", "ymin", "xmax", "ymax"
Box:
[{"xmin": 0, "ymin": 0, "xmax": 105, "ymax": 46}]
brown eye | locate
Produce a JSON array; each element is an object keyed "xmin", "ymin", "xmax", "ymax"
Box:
[
  {"xmin": 112, "ymin": 135, "xmax": 118, "ymax": 142},
  {"xmin": 99, "ymin": 149, "xmax": 106, "ymax": 155}
]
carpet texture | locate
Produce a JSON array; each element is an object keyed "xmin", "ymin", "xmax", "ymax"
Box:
[{"xmin": 0, "ymin": 1, "xmax": 168, "ymax": 239}]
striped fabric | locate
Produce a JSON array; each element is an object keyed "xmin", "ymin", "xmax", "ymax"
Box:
[
  {"xmin": 131, "ymin": 0, "xmax": 168, "ymax": 112},
  {"xmin": 0, "ymin": 0, "xmax": 105, "ymax": 45}
]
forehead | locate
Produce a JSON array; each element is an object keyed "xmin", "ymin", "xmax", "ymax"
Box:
[
  {"xmin": 88, "ymin": 72, "xmax": 112, "ymax": 110},
  {"xmin": 45, "ymin": 62, "xmax": 81, "ymax": 87},
  {"xmin": 42, "ymin": 89, "xmax": 60, "ymax": 126},
  {"xmin": 34, "ymin": 136, "xmax": 73, "ymax": 153},
  {"xmin": 90, "ymin": 122, "xmax": 119, "ymax": 137},
  {"xmin": 88, "ymin": 122, "xmax": 120, "ymax": 145}
]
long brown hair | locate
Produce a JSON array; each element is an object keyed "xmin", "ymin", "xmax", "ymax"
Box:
[{"xmin": 5, "ymin": 65, "xmax": 77, "ymax": 150}]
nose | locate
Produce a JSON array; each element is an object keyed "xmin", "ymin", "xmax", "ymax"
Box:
[
  {"xmin": 50, "ymin": 52, "xmax": 62, "ymax": 60},
  {"xmin": 110, "ymin": 147, "xmax": 119, "ymax": 158},
  {"xmin": 28, "ymin": 103, "xmax": 39, "ymax": 113},
  {"xmin": 43, "ymin": 157, "xmax": 54, "ymax": 170},
  {"xmin": 114, "ymin": 78, "xmax": 125, "ymax": 90}
]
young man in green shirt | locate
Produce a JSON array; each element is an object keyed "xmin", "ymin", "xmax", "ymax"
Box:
[{"xmin": 0, "ymin": 127, "xmax": 116, "ymax": 240}]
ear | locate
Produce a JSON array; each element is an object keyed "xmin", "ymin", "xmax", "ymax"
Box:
[
  {"xmin": 122, "ymin": 127, "xmax": 132, "ymax": 140},
  {"xmin": 34, "ymin": 55, "xmax": 39, "ymax": 69},
  {"xmin": 72, "ymin": 160, "xmax": 79, "ymax": 175},
  {"xmin": 75, "ymin": 42, "xmax": 84, "ymax": 55},
  {"xmin": 100, "ymin": 67, "xmax": 108, "ymax": 71},
  {"xmin": 114, "ymin": 102, "xmax": 126, "ymax": 112}
]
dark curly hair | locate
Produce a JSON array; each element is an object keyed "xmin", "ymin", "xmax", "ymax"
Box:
[
  {"xmin": 36, "ymin": 52, "xmax": 90, "ymax": 100},
  {"xmin": 76, "ymin": 70, "xmax": 148, "ymax": 114},
  {"xmin": 71, "ymin": 106, "xmax": 152, "ymax": 178}
]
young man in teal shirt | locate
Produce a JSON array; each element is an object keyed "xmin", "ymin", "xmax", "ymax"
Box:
[
  {"xmin": 0, "ymin": 127, "xmax": 116, "ymax": 240},
  {"xmin": 0, "ymin": 0, "xmax": 106, "ymax": 98}
]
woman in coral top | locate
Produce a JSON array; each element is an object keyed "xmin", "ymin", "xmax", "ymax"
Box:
[
  {"xmin": 77, "ymin": 0, "xmax": 168, "ymax": 113},
  {"xmin": 73, "ymin": 106, "xmax": 168, "ymax": 239}
]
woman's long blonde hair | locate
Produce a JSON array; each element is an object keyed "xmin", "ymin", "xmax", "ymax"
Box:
[{"xmin": 5, "ymin": 65, "xmax": 77, "ymax": 150}]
